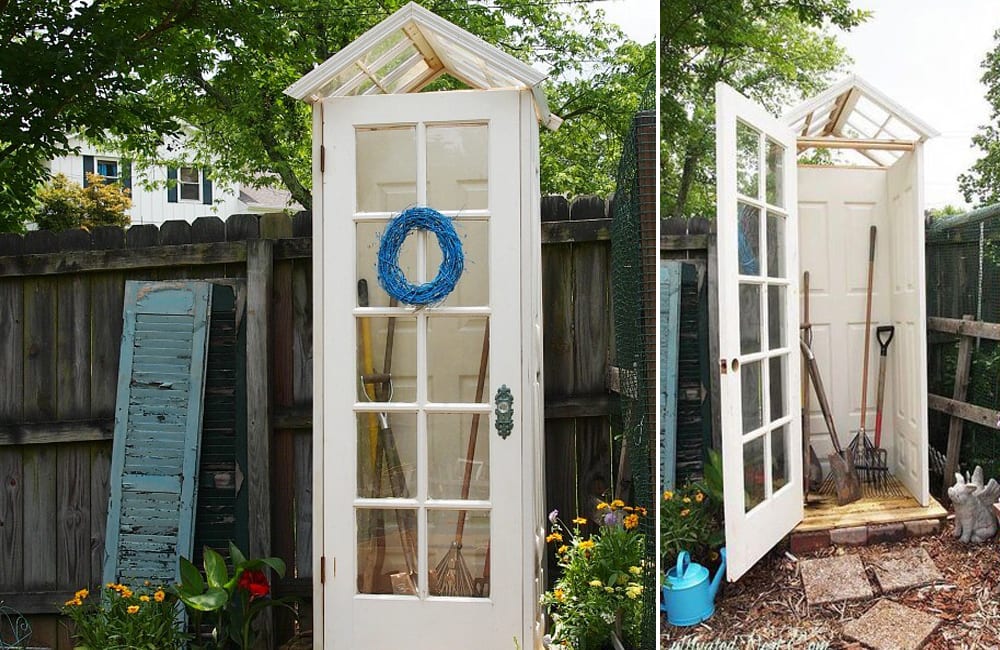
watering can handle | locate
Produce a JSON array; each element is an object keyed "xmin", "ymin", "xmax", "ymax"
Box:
[{"xmin": 676, "ymin": 551, "xmax": 690, "ymax": 578}]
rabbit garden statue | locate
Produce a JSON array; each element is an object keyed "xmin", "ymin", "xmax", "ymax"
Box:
[{"xmin": 949, "ymin": 466, "xmax": 1000, "ymax": 543}]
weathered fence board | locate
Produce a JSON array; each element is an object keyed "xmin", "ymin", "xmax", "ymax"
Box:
[{"xmin": 0, "ymin": 202, "xmax": 616, "ymax": 648}]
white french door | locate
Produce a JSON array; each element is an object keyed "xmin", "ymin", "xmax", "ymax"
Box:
[
  {"xmin": 715, "ymin": 82, "xmax": 803, "ymax": 581},
  {"xmin": 320, "ymin": 89, "xmax": 525, "ymax": 649}
]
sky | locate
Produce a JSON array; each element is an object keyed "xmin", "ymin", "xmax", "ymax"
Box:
[
  {"xmin": 597, "ymin": 0, "xmax": 659, "ymax": 45},
  {"xmin": 833, "ymin": 1, "xmax": 1000, "ymax": 211}
]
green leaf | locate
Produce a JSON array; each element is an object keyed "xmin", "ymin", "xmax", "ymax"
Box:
[
  {"xmin": 179, "ymin": 587, "xmax": 229, "ymax": 612},
  {"xmin": 204, "ymin": 547, "xmax": 229, "ymax": 589},
  {"xmin": 179, "ymin": 555, "xmax": 205, "ymax": 594},
  {"xmin": 242, "ymin": 556, "xmax": 286, "ymax": 577},
  {"xmin": 228, "ymin": 541, "xmax": 247, "ymax": 567}
]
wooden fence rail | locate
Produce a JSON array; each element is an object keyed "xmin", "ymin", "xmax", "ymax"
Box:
[
  {"xmin": 926, "ymin": 315, "xmax": 1000, "ymax": 493},
  {"xmin": 0, "ymin": 198, "xmax": 614, "ymax": 649}
]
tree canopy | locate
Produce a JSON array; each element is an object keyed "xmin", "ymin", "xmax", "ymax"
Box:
[
  {"xmin": 661, "ymin": 0, "xmax": 868, "ymax": 218},
  {"xmin": 0, "ymin": 0, "xmax": 653, "ymax": 231},
  {"xmin": 959, "ymin": 28, "xmax": 1000, "ymax": 207}
]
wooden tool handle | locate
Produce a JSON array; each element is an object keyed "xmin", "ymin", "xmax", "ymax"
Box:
[{"xmin": 860, "ymin": 225, "xmax": 876, "ymax": 432}]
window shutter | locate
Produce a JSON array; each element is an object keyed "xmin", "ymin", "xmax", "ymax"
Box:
[
  {"xmin": 167, "ymin": 167, "xmax": 178, "ymax": 203},
  {"xmin": 122, "ymin": 161, "xmax": 132, "ymax": 192},
  {"xmin": 202, "ymin": 170, "xmax": 213, "ymax": 205},
  {"xmin": 83, "ymin": 155, "xmax": 94, "ymax": 187},
  {"xmin": 103, "ymin": 280, "xmax": 212, "ymax": 587}
]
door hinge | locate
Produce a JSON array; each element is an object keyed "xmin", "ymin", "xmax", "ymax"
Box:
[{"xmin": 319, "ymin": 145, "xmax": 325, "ymax": 174}]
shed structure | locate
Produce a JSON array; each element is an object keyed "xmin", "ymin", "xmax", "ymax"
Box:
[
  {"xmin": 714, "ymin": 76, "xmax": 946, "ymax": 582},
  {"xmin": 286, "ymin": 4, "xmax": 551, "ymax": 648}
]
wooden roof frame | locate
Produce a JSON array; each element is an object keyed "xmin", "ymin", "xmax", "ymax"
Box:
[
  {"xmin": 782, "ymin": 75, "xmax": 938, "ymax": 166},
  {"xmin": 284, "ymin": 2, "xmax": 561, "ymax": 130}
]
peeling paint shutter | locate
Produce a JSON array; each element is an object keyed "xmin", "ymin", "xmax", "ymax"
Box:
[
  {"xmin": 103, "ymin": 280, "xmax": 212, "ymax": 586},
  {"xmin": 194, "ymin": 283, "xmax": 249, "ymax": 563}
]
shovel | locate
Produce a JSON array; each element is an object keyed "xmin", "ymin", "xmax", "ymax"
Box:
[
  {"xmin": 800, "ymin": 339, "xmax": 862, "ymax": 505},
  {"xmin": 801, "ymin": 271, "xmax": 823, "ymax": 497}
]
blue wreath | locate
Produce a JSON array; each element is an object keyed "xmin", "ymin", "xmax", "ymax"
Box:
[{"xmin": 377, "ymin": 206, "xmax": 464, "ymax": 305}]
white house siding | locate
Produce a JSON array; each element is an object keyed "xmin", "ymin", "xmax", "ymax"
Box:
[{"xmin": 48, "ymin": 141, "xmax": 244, "ymax": 226}]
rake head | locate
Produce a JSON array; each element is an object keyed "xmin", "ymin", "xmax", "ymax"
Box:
[{"xmin": 431, "ymin": 541, "xmax": 477, "ymax": 597}]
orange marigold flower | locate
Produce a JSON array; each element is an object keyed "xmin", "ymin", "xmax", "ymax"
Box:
[
  {"xmin": 624, "ymin": 514, "xmax": 639, "ymax": 529},
  {"xmin": 682, "ymin": 497, "xmax": 691, "ymax": 503},
  {"xmin": 74, "ymin": 588, "xmax": 89, "ymax": 600},
  {"xmin": 623, "ymin": 506, "xmax": 634, "ymax": 512},
  {"xmin": 579, "ymin": 539, "xmax": 595, "ymax": 550},
  {"xmin": 546, "ymin": 532, "xmax": 563, "ymax": 543},
  {"xmin": 636, "ymin": 507, "xmax": 648, "ymax": 516},
  {"xmin": 64, "ymin": 597, "xmax": 82, "ymax": 607},
  {"xmin": 596, "ymin": 501, "xmax": 609, "ymax": 511},
  {"xmin": 663, "ymin": 491, "xmax": 674, "ymax": 501},
  {"xmin": 140, "ymin": 595, "xmax": 150, "ymax": 602},
  {"xmin": 127, "ymin": 605, "xmax": 140, "ymax": 614},
  {"xmin": 553, "ymin": 588, "xmax": 565, "ymax": 601},
  {"xmin": 610, "ymin": 499, "xmax": 625, "ymax": 509},
  {"xmin": 695, "ymin": 492, "xmax": 704, "ymax": 503},
  {"xmin": 680, "ymin": 508, "xmax": 690, "ymax": 517},
  {"xmin": 154, "ymin": 590, "xmax": 166, "ymax": 603},
  {"xmin": 572, "ymin": 517, "xmax": 588, "ymax": 525}
]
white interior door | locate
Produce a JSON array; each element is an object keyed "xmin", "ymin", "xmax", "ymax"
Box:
[
  {"xmin": 798, "ymin": 167, "xmax": 892, "ymax": 468},
  {"xmin": 715, "ymin": 82, "xmax": 802, "ymax": 581},
  {"xmin": 321, "ymin": 89, "xmax": 524, "ymax": 648},
  {"xmin": 886, "ymin": 151, "xmax": 930, "ymax": 505}
]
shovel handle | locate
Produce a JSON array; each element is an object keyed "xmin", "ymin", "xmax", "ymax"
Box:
[{"xmin": 876, "ymin": 325, "xmax": 895, "ymax": 355}]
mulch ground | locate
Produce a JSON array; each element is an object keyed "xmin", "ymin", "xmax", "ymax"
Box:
[{"xmin": 661, "ymin": 523, "xmax": 1000, "ymax": 649}]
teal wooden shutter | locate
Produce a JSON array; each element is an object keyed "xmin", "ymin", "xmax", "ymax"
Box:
[
  {"xmin": 167, "ymin": 167, "xmax": 178, "ymax": 203},
  {"xmin": 660, "ymin": 262, "xmax": 682, "ymax": 491},
  {"xmin": 103, "ymin": 280, "xmax": 212, "ymax": 586},
  {"xmin": 83, "ymin": 155, "xmax": 94, "ymax": 187}
]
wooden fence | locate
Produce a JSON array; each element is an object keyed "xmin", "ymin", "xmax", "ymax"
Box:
[{"xmin": 0, "ymin": 198, "xmax": 614, "ymax": 649}]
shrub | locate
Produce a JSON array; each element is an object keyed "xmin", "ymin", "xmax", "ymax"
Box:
[
  {"xmin": 541, "ymin": 501, "xmax": 647, "ymax": 649},
  {"xmin": 61, "ymin": 583, "xmax": 189, "ymax": 649},
  {"xmin": 660, "ymin": 449, "xmax": 724, "ymax": 571},
  {"xmin": 35, "ymin": 172, "xmax": 131, "ymax": 231}
]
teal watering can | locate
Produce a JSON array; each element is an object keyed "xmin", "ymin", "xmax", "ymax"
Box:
[{"xmin": 660, "ymin": 548, "xmax": 726, "ymax": 626}]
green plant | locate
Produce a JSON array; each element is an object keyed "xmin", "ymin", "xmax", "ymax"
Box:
[
  {"xmin": 660, "ymin": 454, "xmax": 724, "ymax": 571},
  {"xmin": 176, "ymin": 542, "xmax": 295, "ymax": 649},
  {"xmin": 541, "ymin": 500, "xmax": 646, "ymax": 650},
  {"xmin": 61, "ymin": 583, "xmax": 189, "ymax": 649},
  {"xmin": 34, "ymin": 172, "xmax": 131, "ymax": 231}
]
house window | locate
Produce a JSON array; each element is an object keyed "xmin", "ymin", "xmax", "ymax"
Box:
[
  {"xmin": 96, "ymin": 158, "xmax": 119, "ymax": 182},
  {"xmin": 179, "ymin": 167, "xmax": 201, "ymax": 201}
]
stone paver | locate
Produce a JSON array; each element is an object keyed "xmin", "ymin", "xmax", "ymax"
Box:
[
  {"xmin": 800, "ymin": 554, "xmax": 874, "ymax": 605},
  {"xmin": 843, "ymin": 599, "xmax": 940, "ymax": 650},
  {"xmin": 869, "ymin": 547, "xmax": 942, "ymax": 592}
]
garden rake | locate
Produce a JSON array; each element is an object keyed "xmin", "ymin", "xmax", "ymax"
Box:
[{"xmin": 433, "ymin": 323, "xmax": 490, "ymax": 597}]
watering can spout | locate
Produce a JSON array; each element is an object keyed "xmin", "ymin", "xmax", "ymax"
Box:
[{"xmin": 708, "ymin": 547, "xmax": 727, "ymax": 598}]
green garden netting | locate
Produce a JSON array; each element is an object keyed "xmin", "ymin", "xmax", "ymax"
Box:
[
  {"xmin": 610, "ymin": 79, "xmax": 656, "ymax": 649},
  {"xmin": 927, "ymin": 208, "xmax": 1000, "ymax": 487}
]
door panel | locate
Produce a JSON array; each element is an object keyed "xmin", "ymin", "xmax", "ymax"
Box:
[
  {"xmin": 887, "ymin": 152, "xmax": 929, "ymax": 505},
  {"xmin": 715, "ymin": 83, "xmax": 802, "ymax": 581},
  {"xmin": 798, "ymin": 168, "xmax": 892, "ymax": 467},
  {"xmin": 323, "ymin": 90, "xmax": 523, "ymax": 649}
]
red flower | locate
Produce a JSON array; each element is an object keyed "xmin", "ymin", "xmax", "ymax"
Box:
[{"xmin": 238, "ymin": 569, "xmax": 270, "ymax": 599}]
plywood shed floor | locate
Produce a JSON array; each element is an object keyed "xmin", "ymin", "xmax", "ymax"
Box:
[{"xmin": 796, "ymin": 475, "xmax": 948, "ymax": 533}]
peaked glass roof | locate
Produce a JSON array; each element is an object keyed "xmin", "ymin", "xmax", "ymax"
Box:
[
  {"xmin": 285, "ymin": 2, "xmax": 559, "ymax": 129},
  {"xmin": 783, "ymin": 75, "xmax": 938, "ymax": 167}
]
